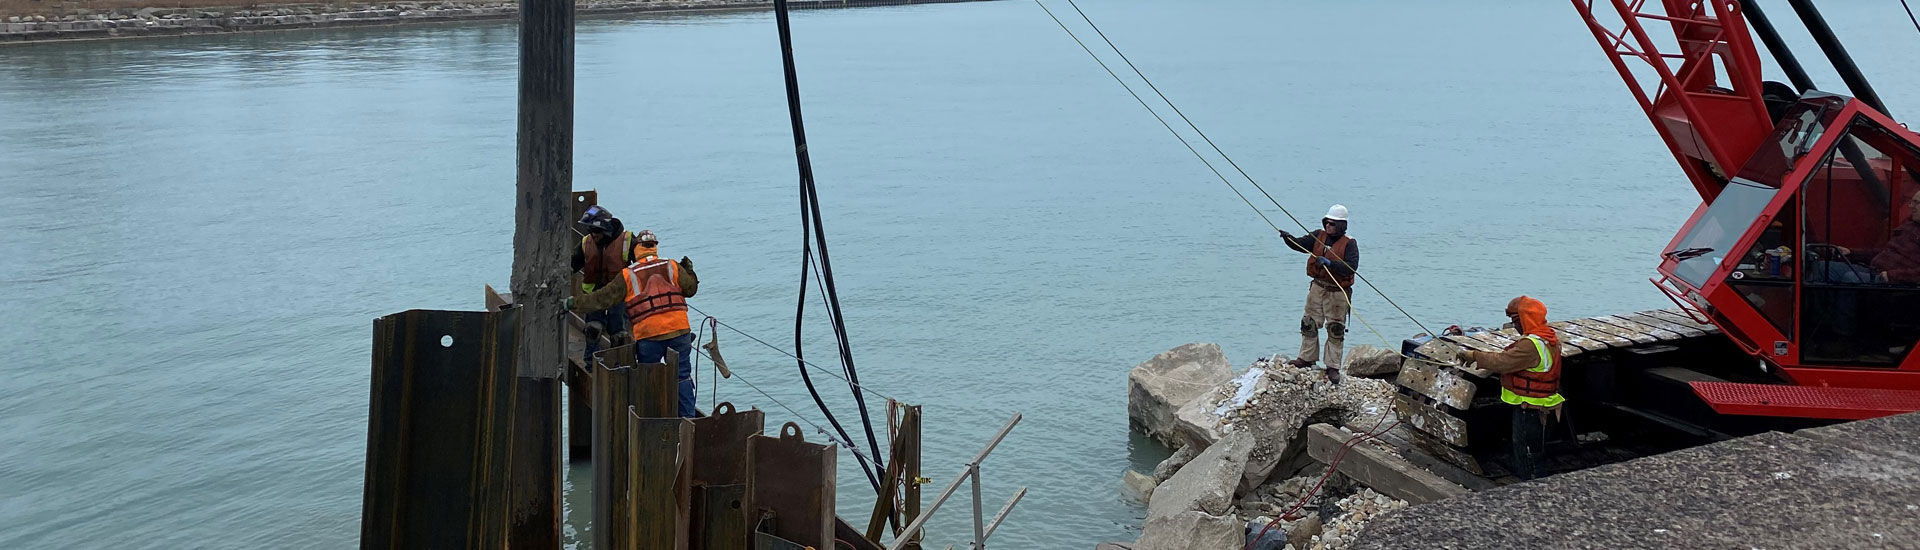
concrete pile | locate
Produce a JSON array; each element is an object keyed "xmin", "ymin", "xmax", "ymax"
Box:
[{"xmin": 1119, "ymin": 343, "xmax": 1408, "ymax": 550}]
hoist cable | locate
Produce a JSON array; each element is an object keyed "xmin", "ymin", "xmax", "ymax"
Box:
[
  {"xmin": 1032, "ymin": 0, "xmax": 1285, "ymax": 236},
  {"xmin": 1054, "ymin": 0, "xmax": 1436, "ymax": 338},
  {"xmin": 1903, "ymin": 0, "xmax": 1920, "ymax": 37}
]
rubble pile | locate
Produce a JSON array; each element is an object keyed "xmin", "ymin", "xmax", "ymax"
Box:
[
  {"xmin": 1119, "ymin": 343, "xmax": 1409, "ymax": 550},
  {"xmin": 1174, "ymin": 355, "xmax": 1396, "ymax": 491},
  {"xmin": 1244, "ymin": 487, "xmax": 1409, "ymax": 550},
  {"xmin": 1309, "ymin": 489, "xmax": 1409, "ymax": 550}
]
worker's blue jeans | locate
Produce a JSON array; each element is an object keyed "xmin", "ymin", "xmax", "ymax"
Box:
[
  {"xmin": 636, "ymin": 333, "xmax": 696, "ymax": 418},
  {"xmin": 582, "ymin": 306, "xmax": 627, "ymax": 364}
]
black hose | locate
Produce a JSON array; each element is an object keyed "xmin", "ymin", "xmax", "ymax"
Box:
[{"xmin": 772, "ymin": 0, "xmax": 885, "ymax": 494}]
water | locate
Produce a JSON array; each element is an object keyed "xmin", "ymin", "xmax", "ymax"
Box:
[{"xmin": 2, "ymin": 1, "xmax": 1916, "ymax": 547}]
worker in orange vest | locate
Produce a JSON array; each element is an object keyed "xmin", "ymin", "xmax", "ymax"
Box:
[
  {"xmin": 573, "ymin": 205, "xmax": 636, "ymax": 356},
  {"xmin": 1278, "ymin": 205, "xmax": 1359, "ymax": 383},
  {"xmin": 1458, "ymin": 296, "xmax": 1565, "ymax": 480},
  {"xmin": 568, "ymin": 229, "xmax": 701, "ymax": 417}
]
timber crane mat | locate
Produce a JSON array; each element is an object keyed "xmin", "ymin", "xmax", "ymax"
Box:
[{"xmin": 1383, "ymin": 308, "xmax": 1830, "ymax": 485}]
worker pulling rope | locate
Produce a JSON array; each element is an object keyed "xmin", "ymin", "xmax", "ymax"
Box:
[
  {"xmin": 1033, "ymin": 0, "xmax": 1442, "ymax": 371},
  {"xmin": 1047, "ymin": 0, "xmax": 1435, "ymax": 340}
]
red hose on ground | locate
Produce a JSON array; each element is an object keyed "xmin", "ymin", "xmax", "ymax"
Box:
[{"xmin": 1244, "ymin": 416, "xmax": 1403, "ymax": 550}]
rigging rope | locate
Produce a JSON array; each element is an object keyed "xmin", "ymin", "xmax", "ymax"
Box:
[
  {"xmin": 699, "ymin": 346, "xmax": 878, "ymax": 466},
  {"xmin": 1052, "ymin": 0, "xmax": 1436, "ymax": 339},
  {"xmin": 1033, "ymin": 0, "xmax": 1410, "ymax": 354},
  {"xmin": 690, "ymin": 304, "xmax": 906, "ymax": 402},
  {"xmin": 1903, "ymin": 0, "xmax": 1920, "ymax": 37}
]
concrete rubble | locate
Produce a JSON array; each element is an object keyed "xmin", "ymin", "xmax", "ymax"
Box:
[
  {"xmin": 1128, "ymin": 342, "xmax": 1234, "ymax": 447},
  {"xmin": 1145, "ymin": 431, "xmax": 1254, "ymax": 523},
  {"xmin": 1341, "ymin": 345, "xmax": 1402, "ymax": 378},
  {"xmin": 1174, "ymin": 355, "xmax": 1396, "ymax": 492},
  {"xmin": 1118, "ymin": 344, "xmax": 1409, "ymax": 550}
]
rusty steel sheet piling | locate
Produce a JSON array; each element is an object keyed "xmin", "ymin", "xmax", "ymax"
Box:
[
  {"xmin": 631, "ymin": 414, "xmax": 696, "ymax": 550},
  {"xmin": 694, "ymin": 484, "xmax": 752, "ymax": 550},
  {"xmin": 692, "ymin": 402, "xmax": 765, "ymax": 486},
  {"xmin": 593, "ymin": 344, "xmax": 681, "ymax": 549},
  {"xmin": 691, "ymin": 402, "xmax": 765, "ymax": 550},
  {"xmin": 749, "ymin": 423, "xmax": 837, "ymax": 550},
  {"xmin": 361, "ymin": 308, "xmax": 519, "ymax": 549}
]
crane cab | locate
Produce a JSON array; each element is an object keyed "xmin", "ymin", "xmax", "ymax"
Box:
[{"xmin": 1656, "ymin": 93, "xmax": 1920, "ymax": 389}]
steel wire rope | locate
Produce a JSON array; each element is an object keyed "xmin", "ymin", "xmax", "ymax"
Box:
[
  {"xmin": 1034, "ymin": 0, "xmax": 1433, "ymax": 358},
  {"xmin": 1904, "ymin": 0, "xmax": 1920, "ymax": 37},
  {"xmin": 689, "ymin": 304, "xmax": 905, "ymax": 402},
  {"xmin": 1050, "ymin": 0, "xmax": 1436, "ymax": 341},
  {"xmin": 697, "ymin": 346, "xmax": 879, "ymax": 466}
]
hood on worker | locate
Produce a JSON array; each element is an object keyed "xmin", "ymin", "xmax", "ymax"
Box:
[{"xmin": 1507, "ymin": 295, "xmax": 1557, "ymax": 345}]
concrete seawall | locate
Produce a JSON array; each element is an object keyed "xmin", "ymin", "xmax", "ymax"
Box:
[{"xmin": 0, "ymin": 0, "xmax": 992, "ymax": 44}]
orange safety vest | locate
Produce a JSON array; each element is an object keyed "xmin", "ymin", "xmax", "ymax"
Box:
[
  {"xmin": 1306, "ymin": 233, "xmax": 1355, "ymax": 289},
  {"xmin": 1500, "ymin": 335, "xmax": 1564, "ymax": 405},
  {"xmin": 623, "ymin": 256, "xmax": 690, "ymax": 340},
  {"xmin": 580, "ymin": 232, "xmax": 632, "ymax": 292}
]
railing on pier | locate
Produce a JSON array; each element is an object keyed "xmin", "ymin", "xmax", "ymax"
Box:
[{"xmin": 887, "ymin": 414, "xmax": 1025, "ymax": 550}]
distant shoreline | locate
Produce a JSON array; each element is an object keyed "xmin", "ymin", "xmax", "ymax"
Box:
[{"xmin": 0, "ymin": 0, "xmax": 991, "ymax": 44}]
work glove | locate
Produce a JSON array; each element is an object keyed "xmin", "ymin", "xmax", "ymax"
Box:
[
  {"xmin": 679, "ymin": 256, "xmax": 693, "ymax": 269},
  {"xmin": 563, "ymin": 296, "xmax": 575, "ymax": 311},
  {"xmin": 1316, "ymin": 257, "xmax": 1334, "ymax": 267},
  {"xmin": 1456, "ymin": 350, "xmax": 1477, "ymax": 366},
  {"xmin": 1278, "ymin": 230, "xmax": 1293, "ymax": 240}
]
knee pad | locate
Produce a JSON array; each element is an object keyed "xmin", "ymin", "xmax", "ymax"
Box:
[
  {"xmin": 1300, "ymin": 317, "xmax": 1320, "ymax": 334},
  {"xmin": 1325, "ymin": 322, "xmax": 1346, "ymax": 338}
]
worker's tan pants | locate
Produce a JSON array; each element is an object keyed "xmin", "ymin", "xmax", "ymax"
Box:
[{"xmin": 1298, "ymin": 281, "xmax": 1351, "ymax": 368}]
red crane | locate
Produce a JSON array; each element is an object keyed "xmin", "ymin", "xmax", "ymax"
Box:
[{"xmin": 1574, "ymin": 0, "xmax": 1920, "ymax": 419}]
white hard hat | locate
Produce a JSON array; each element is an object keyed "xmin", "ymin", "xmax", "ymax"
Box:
[{"xmin": 1324, "ymin": 204, "xmax": 1349, "ymax": 221}]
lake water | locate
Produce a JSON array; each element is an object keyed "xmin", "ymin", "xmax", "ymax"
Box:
[{"xmin": 3, "ymin": 0, "xmax": 1916, "ymax": 547}]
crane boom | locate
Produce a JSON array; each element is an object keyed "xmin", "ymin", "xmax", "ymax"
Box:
[{"xmin": 1572, "ymin": 0, "xmax": 1776, "ymax": 201}]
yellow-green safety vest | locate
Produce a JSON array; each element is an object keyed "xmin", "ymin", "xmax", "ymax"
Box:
[{"xmin": 1499, "ymin": 335, "xmax": 1566, "ymax": 408}]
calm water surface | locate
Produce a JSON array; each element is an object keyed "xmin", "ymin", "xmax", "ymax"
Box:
[{"xmin": 3, "ymin": 0, "xmax": 1916, "ymax": 547}]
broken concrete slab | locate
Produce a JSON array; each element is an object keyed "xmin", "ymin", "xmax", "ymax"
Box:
[
  {"xmin": 1174, "ymin": 359, "xmax": 1396, "ymax": 493},
  {"xmin": 1129, "ymin": 342, "xmax": 1233, "ymax": 446},
  {"xmin": 1343, "ymin": 345, "xmax": 1402, "ymax": 377},
  {"xmin": 1146, "ymin": 431, "xmax": 1254, "ymax": 523},
  {"xmin": 1134, "ymin": 510, "xmax": 1243, "ymax": 550}
]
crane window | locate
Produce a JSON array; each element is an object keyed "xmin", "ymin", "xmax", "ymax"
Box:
[{"xmin": 1799, "ymin": 120, "xmax": 1920, "ymax": 366}]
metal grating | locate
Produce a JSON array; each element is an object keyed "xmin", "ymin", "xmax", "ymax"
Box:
[{"xmin": 1689, "ymin": 381, "xmax": 1920, "ymax": 420}]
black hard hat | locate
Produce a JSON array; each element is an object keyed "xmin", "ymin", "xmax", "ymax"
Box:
[{"xmin": 578, "ymin": 205, "xmax": 616, "ymax": 234}]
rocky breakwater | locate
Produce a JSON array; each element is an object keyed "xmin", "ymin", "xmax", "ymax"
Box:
[
  {"xmin": 0, "ymin": 0, "xmax": 766, "ymax": 42},
  {"xmin": 1116, "ymin": 343, "xmax": 1410, "ymax": 550}
]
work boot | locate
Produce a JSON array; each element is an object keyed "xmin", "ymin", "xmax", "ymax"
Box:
[
  {"xmin": 1324, "ymin": 366, "xmax": 1342, "ymax": 385},
  {"xmin": 1286, "ymin": 357, "xmax": 1315, "ymax": 370}
]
